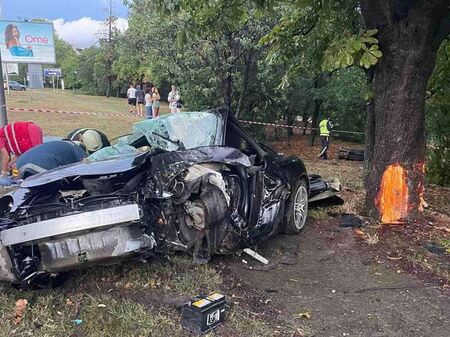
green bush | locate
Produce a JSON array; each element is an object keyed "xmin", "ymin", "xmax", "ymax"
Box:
[{"xmin": 426, "ymin": 102, "xmax": 450, "ymax": 186}]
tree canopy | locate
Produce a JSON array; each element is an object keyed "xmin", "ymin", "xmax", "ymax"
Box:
[{"xmin": 12, "ymin": 1, "xmax": 449, "ymax": 205}]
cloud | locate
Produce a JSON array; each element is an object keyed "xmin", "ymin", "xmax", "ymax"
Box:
[{"xmin": 53, "ymin": 17, "xmax": 128, "ymax": 49}]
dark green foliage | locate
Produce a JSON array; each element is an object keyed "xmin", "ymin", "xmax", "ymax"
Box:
[
  {"xmin": 426, "ymin": 40, "xmax": 450, "ymax": 186},
  {"xmin": 426, "ymin": 102, "xmax": 450, "ymax": 186}
]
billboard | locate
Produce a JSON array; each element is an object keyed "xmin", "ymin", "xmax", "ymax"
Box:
[
  {"xmin": 0, "ymin": 21, "xmax": 55, "ymax": 64},
  {"xmin": 2, "ymin": 63, "xmax": 19, "ymax": 75}
]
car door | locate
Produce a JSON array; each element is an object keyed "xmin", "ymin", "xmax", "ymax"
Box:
[{"xmin": 224, "ymin": 117, "xmax": 287, "ymax": 243}]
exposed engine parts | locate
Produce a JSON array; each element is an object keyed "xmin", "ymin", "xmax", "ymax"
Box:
[{"xmin": 0, "ymin": 109, "xmax": 311, "ymax": 288}]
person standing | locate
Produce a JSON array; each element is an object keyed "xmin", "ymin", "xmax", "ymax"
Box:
[
  {"xmin": 0, "ymin": 121, "xmax": 43, "ymax": 176},
  {"xmin": 318, "ymin": 117, "xmax": 333, "ymax": 160},
  {"xmin": 152, "ymin": 87, "xmax": 161, "ymax": 117},
  {"xmin": 168, "ymin": 84, "xmax": 181, "ymax": 113},
  {"xmin": 145, "ymin": 88, "xmax": 153, "ymax": 119},
  {"xmin": 127, "ymin": 84, "xmax": 137, "ymax": 114},
  {"xmin": 135, "ymin": 84, "xmax": 145, "ymax": 118}
]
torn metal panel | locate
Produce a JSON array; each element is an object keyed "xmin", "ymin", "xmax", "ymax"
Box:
[
  {"xmin": 184, "ymin": 164, "xmax": 230, "ymax": 205},
  {"xmin": 1, "ymin": 204, "xmax": 141, "ymax": 245},
  {"xmin": 308, "ymin": 175, "xmax": 343, "ymax": 205},
  {"xmin": 39, "ymin": 225, "xmax": 154, "ymax": 272}
]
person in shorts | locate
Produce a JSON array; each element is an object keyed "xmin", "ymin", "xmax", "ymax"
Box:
[
  {"xmin": 127, "ymin": 84, "xmax": 137, "ymax": 114},
  {"xmin": 135, "ymin": 84, "xmax": 145, "ymax": 117}
]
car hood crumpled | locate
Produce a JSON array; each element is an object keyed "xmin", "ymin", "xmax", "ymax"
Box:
[{"xmin": 21, "ymin": 152, "xmax": 146, "ymax": 188}]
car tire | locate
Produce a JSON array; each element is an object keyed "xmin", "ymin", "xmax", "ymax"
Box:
[
  {"xmin": 21, "ymin": 87, "xmax": 25, "ymax": 91},
  {"xmin": 283, "ymin": 178, "xmax": 308, "ymax": 234}
]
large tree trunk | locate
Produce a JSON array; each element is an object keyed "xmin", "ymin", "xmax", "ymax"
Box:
[
  {"xmin": 361, "ymin": 0, "xmax": 450, "ymax": 223},
  {"xmin": 235, "ymin": 51, "xmax": 253, "ymax": 118},
  {"xmin": 308, "ymin": 99, "xmax": 321, "ymax": 146}
]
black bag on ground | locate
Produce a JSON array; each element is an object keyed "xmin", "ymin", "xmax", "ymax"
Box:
[{"xmin": 338, "ymin": 148, "xmax": 364, "ymax": 161}]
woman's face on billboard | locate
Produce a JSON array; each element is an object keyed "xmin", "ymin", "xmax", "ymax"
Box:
[{"xmin": 12, "ymin": 27, "xmax": 19, "ymax": 38}]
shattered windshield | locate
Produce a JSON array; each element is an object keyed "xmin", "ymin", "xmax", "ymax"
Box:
[
  {"xmin": 132, "ymin": 110, "xmax": 224, "ymax": 151},
  {"xmin": 88, "ymin": 110, "xmax": 224, "ymax": 162}
]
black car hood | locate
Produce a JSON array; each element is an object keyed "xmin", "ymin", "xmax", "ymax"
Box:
[
  {"xmin": 21, "ymin": 153, "xmax": 146, "ymax": 188},
  {"xmin": 20, "ymin": 146, "xmax": 252, "ymax": 189}
]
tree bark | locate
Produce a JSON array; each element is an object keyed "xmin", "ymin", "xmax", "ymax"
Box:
[
  {"xmin": 222, "ymin": 32, "xmax": 233, "ymax": 111},
  {"xmin": 309, "ymin": 98, "xmax": 321, "ymax": 146},
  {"xmin": 361, "ymin": 0, "xmax": 450, "ymax": 223},
  {"xmin": 235, "ymin": 51, "xmax": 253, "ymax": 118}
]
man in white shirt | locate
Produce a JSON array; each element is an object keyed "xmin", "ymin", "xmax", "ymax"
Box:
[
  {"xmin": 168, "ymin": 84, "xmax": 181, "ymax": 113},
  {"xmin": 127, "ymin": 84, "xmax": 137, "ymax": 114}
]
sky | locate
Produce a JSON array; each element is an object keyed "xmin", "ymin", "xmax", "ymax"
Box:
[{"xmin": 1, "ymin": 0, "xmax": 129, "ymax": 48}]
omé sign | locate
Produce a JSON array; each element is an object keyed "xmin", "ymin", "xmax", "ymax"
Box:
[{"xmin": 0, "ymin": 20, "xmax": 55, "ymax": 64}]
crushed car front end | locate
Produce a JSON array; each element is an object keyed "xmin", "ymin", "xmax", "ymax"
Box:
[{"xmin": 0, "ymin": 109, "xmax": 309, "ymax": 288}]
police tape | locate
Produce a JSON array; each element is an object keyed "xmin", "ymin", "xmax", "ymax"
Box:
[
  {"xmin": 8, "ymin": 107, "xmax": 139, "ymax": 118},
  {"xmin": 9, "ymin": 107, "xmax": 364, "ymax": 135},
  {"xmin": 238, "ymin": 119, "xmax": 365, "ymax": 136}
]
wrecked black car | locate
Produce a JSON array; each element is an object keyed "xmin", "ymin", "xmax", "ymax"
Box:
[{"xmin": 0, "ymin": 109, "xmax": 309, "ymax": 288}]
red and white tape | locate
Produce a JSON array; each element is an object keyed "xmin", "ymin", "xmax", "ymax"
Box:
[
  {"xmin": 9, "ymin": 107, "xmax": 364, "ymax": 135},
  {"xmin": 8, "ymin": 107, "xmax": 139, "ymax": 118},
  {"xmin": 239, "ymin": 120, "xmax": 365, "ymax": 136}
]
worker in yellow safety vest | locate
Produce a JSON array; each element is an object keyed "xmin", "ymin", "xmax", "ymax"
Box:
[{"xmin": 318, "ymin": 117, "xmax": 333, "ymax": 159}]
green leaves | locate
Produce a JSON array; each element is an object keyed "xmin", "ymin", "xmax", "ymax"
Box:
[{"xmin": 322, "ymin": 29, "xmax": 382, "ymax": 71}]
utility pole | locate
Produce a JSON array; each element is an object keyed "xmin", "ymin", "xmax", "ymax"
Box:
[{"xmin": 0, "ymin": 53, "xmax": 8, "ymax": 126}]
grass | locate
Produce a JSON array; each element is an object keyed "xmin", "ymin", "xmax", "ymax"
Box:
[
  {"xmin": 0, "ymin": 255, "xmax": 293, "ymax": 337},
  {"xmin": 0, "ymin": 90, "xmax": 299, "ymax": 336},
  {"xmin": 5, "ymin": 89, "xmax": 170, "ymax": 139},
  {"xmin": 308, "ymin": 207, "xmax": 329, "ymax": 220}
]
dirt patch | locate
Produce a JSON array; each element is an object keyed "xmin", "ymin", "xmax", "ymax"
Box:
[
  {"xmin": 222, "ymin": 218, "xmax": 449, "ymax": 337},
  {"xmin": 425, "ymin": 184, "xmax": 450, "ymax": 215}
]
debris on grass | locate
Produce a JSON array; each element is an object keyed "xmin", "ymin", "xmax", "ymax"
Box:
[
  {"xmin": 13, "ymin": 299, "xmax": 28, "ymax": 325},
  {"xmin": 354, "ymin": 229, "xmax": 365, "ymax": 236},
  {"xmin": 181, "ymin": 293, "xmax": 227, "ymax": 334},
  {"xmin": 364, "ymin": 233, "xmax": 380, "ymax": 246},
  {"xmin": 339, "ymin": 213, "xmax": 364, "ymax": 228},
  {"xmin": 243, "ymin": 248, "xmax": 269, "ymax": 265},
  {"xmin": 72, "ymin": 319, "xmax": 83, "ymax": 325},
  {"xmin": 298, "ymin": 312, "xmax": 311, "ymax": 319},
  {"xmin": 424, "ymin": 242, "xmax": 447, "ymax": 255},
  {"xmin": 387, "ymin": 256, "xmax": 403, "ymax": 260}
]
